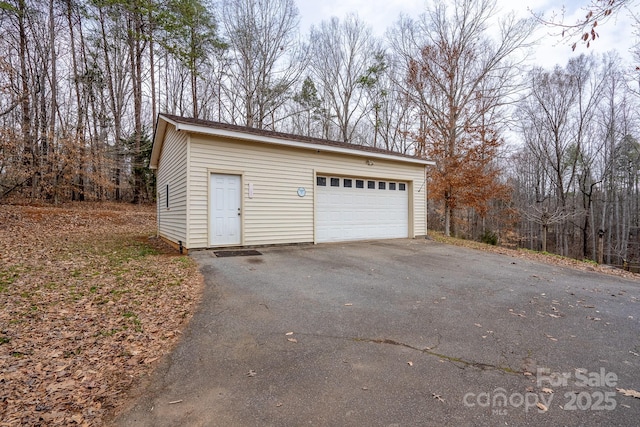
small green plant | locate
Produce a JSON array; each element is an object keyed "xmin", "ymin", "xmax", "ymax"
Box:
[
  {"xmin": 105, "ymin": 240, "xmax": 159, "ymax": 266},
  {"xmin": 479, "ymin": 230, "xmax": 498, "ymax": 246},
  {"xmin": 123, "ymin": 311, "xmax": 143, "ymax": 332},
  {"xmin": 0, "ymin": 336, "xmax": 10, "ymax": 345},
  {"xmin": 98, "ymin": 328, "xmax": 120, "ymax": 337},
  {"xmin": 0, "ymin": 266, "xmax": 21, "ymax": 291},
  {"xmin": 110, "ymin": 288, "xmax": 130, "ymax": 297},
  {"xmin": 174, "ymin": 256, "xmax": 192, "ymax": 266}
]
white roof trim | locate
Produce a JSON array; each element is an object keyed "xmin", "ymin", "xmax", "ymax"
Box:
[{"xmin": 159, "ymin": 115, "xmax": 434, "ymax": 166}]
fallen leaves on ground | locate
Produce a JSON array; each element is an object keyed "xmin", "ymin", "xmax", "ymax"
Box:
[
  {"xmin": 617, "ymin": 388, "xmax": 640, "ymax": 398},
  {"xmin": 508, "ymin": 309, "xmax": 526, "ymax": 318},
  {"xmin": 429, "ymin": 232, "xmax": 640, "ymax": 280},
  {"xmin": 0, "ymin": 203, "xmax": 203, "ymax": 426}
]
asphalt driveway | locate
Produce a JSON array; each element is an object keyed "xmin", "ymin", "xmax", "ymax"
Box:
[{"xmin": 114, "ymin": 239, "xmax": 640, "ymax": 426}]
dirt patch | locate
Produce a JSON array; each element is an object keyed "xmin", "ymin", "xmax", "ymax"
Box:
[{"xmin": 0, "ymin": 203, "xmax": 203, "ymax": 426}]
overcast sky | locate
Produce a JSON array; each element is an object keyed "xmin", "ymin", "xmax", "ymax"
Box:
[{"xmin": 296, "ymin": 0, "xmax": 637, "ymax": 70}]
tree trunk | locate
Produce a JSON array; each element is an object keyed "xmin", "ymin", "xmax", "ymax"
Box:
[
  {"xmin": 49, "ymin": 0, "xmax": 58, "ymax": 204},
  {"xmin": 149, "ymin": 6, "xmax": 157, "ymax": 125},
  {"xmin": 98, "ymin": 6, "xmax": 121, "ymax": 200},
  {"xmin": 18, "ymin": 0, "xmax": 33, "ymax": 192},
  {"xmin": 67, "ymin": 0, "xmax": 85, "ymax": 201},
  {"xmin": 130, "ymin": 9, "xmax": 144, "ymax": 203},
  {"xmin": 444, "ymin": 193, "xmax": 451, "ymax": 237},
  {"xmin": 597, "ymin": 229, "xmax": 604, "ymax": 264},
  {"xmin": 582, "ymin": 197, "xmax": 590, "ymax": 259}
]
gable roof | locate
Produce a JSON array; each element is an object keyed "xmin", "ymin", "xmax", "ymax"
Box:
[{"xmin": 150, "ymin": 113, "xmax": 434, "ymax": 169}]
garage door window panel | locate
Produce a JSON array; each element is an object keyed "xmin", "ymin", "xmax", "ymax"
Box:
[{"xmin": 316, "ymin": 175, "xmax": 409, "ymax": 243}]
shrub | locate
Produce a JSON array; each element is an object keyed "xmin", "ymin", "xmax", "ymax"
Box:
[{"xmin": 479, "ymin": 230, "xmax": 498, "ymax": 246}]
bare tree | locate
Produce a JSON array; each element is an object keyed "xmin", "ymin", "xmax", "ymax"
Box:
[
  {"xmin": 221, "ymin": 0, "xmax": 305, "ymax": 129},
  {"xmin": 523, "ymin": 205, "xmax": 577, "ymax": 252},
  {"xmin": 512, "ymin": 50, "xmax": 640, "ymax": 265},
  {"xmin": 517, "ymin": 54, "xmax": 610, "ymax": 256},
  {"xmin": 532, "ymin": 0, "xmax": 632, "ymax": 50},
  {"xmin": 390, "ymin": 0, "xmax": 536, "ymax": 236},
  {"xmin": 307, "ymin": 14, "xmax": 381, "ymax": 143}
]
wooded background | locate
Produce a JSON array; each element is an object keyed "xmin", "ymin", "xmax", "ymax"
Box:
[{"xmin": 0, "ymin": 0, "xmax": 638, "ymax": 266}]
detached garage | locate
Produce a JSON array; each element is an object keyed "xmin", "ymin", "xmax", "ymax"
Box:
[{"xmin": 150, "ymin": 114, "xmax": 432, "ymax": 251}]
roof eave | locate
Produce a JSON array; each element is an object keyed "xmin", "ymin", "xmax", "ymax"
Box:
[
  {"xmin": 149, "ymin": 115, "xmax": 172, "ymax": 169},
  {"xmin": 158, "ymin": 115, "xmax": 433, "ymax": 166}
]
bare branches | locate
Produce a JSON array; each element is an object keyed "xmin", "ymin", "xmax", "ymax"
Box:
[
  {"xmin": 531, "ymin": 0, "xmax": 631, "ymax": 50},
  {"xmin": 307, "ymin": 14, "xmax": 381, "ymax": 143},
  {"xmin": 391, "ymin": 0, "xmax": 535, "ymax": 236},
  {"xmin": 0, "ymin": 98, "xmax": 21, "ymax": 117},
  {"xmin": 221, "ymin": 0, "xmax": 305, "ymax": 130},
  {"xmin": 523, "ymin": 205, "xmax": 577, "ymax": 227},
  {"xmin": 512, "ymin": 50, "xmax": 639, "ymax": 262}
]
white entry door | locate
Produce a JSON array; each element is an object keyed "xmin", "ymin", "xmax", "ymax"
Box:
[{"xmin": 210, "ymin": 174, "xmax": 241, "ymax": 246}]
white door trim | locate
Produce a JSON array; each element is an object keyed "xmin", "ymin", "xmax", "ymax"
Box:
[{"xmin": 209, "ymin": 173, "xmax": 242, "ymax": 246}]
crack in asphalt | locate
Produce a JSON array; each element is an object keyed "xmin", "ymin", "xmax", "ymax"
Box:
[
  {"xmin": 353, "ymin": 337, "xmax": 520, "ymax": 374},
  {"xmin": 296, "ymin": 332, "xmax": 519, "ymax": 374}
]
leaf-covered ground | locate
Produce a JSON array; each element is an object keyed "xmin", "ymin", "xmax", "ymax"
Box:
[
  {"xmin": 429, "ymin": 232, "xmax": 640, "ymax": 280},
  {"xmin": 0, "ymin": 203, "xmax": 203, "ymax": 426}
]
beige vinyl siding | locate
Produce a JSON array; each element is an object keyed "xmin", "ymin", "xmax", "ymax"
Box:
[
  {"xmin": 188, "ymin": 134, "xmax": 426, "ymax": 248},
  {"xmin": 156, "ymin": 125, "xmax": 188, "ymax": 245}
]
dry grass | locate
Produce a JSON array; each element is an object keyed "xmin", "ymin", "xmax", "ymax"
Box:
[
  {"xmin": 0, "ymin": 203, "xmax": 203, "ymax": 426},
  {"xmin": 429, "ymin": 231, "xmax": 640, "ymax": 280}
]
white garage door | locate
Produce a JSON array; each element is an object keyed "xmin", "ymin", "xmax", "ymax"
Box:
[{"xmin": 316, "ymin": 176, "xmax": 409, "ymax": 243}]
